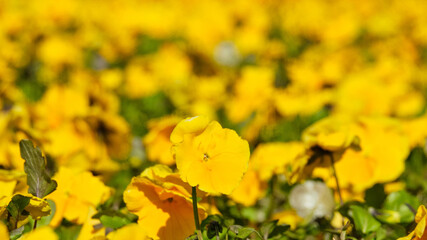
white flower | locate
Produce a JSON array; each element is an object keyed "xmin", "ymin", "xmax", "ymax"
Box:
[
  {"xmin": 213, "ymin": 41, "xmax": 240, "ymax": 67},
  {"xmin": 289, "ymin": 180, "xmax": 335, "ymax": 220}
]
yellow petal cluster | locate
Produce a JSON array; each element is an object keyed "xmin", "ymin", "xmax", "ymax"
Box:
[
  {"xmin": 143, "ymin": 116, "xmax": 182, "ymax": 165},
  {"xmin": 124, "ymin": 165, "xmax": 206, "ymax": 240},
  {"xmin": 303, "ymin": 115, "xmax": 357, "ymax": 152},
  {"xmin": 251, "ymin": 142, "xmax": 307, "ymax": 181},
  {"xmin": 48, "ymin": 167, "xmax": 112, "ymax": 226},
  {"xmin": 398, "ymin": 205, "xmax": 427, "ymax": 240},
  {"xmin": 312, "ymin": 117, "xmax": 410, "ymax": 193},
  {"xmin": 171, "ymin": 116, "xmax": 250, "ymax": 194}
]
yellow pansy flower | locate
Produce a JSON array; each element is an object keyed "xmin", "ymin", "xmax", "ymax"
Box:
[
  {"xmin": 313, "ymin": 117, "xmax": 410, "ymax": 193},
  {"xmin": 124, "ymin": 165, "xmax": 206, "ymax": 240},
  {"xmin": 398, "ymin": 205, "xmax": 427, "ymax": 240},
  {"xmin": 171, "ymin": 116, "xmax": 250, "ymax": 194}
]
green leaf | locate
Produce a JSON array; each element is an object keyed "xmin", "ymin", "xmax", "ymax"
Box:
[
  {"xmin": 260, "ymin": 220, "xmax": 278, "ymax": 239},
  {"xmin": 229, "ymin": 225, "xmax": 261, "ymax": 239},
  {"xmin": 350, "ymin": 205, "xmax": 381, "ymax": 234},
  {"xmin": 99, "ymin": 215, "xmax": 131, "ymax": 230},
  {"xmin": 201, "ymin": 215, "xmax": 224, "ymax": 231},
  {"xmin": 270, "ymin": 224, "xmax": 290, "ymax": 238},
  {"xmin": 55, "ymin": 225, "xmax": 83, "ymax": 240},
  {"xmin": 9, "ymin": 226, "xmax": 25, "ymax": 240},
  {"xmin": 6, "ymin": 194, "xmax": 31, "ymax": 219},
  {"xmin": 20, "ymin": 139, "xmax": 57, "ymax": 198},
  {"xmin": 92, "ymin": 210, "xmax": 136, "ymax": 230},
  {"xmin": 36, "ymin": 199, "xmax": 56, "ymax": 227},
  {"xmin": 364, "ymin": 184, "xmax": 386, "ymax": 208},
  {"xmin": 236, "ymin": 227, "xmax": 258, "ymax": 239},
  {"xmin": 376, "ymin": 227, "xmax": 387, "ymax": 240},
  {"xmin": 383, "ymin": 190, "xmax": 419, "ymax": 223}
]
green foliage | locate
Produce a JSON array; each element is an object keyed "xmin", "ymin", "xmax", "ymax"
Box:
[
  {"xmin": 92, "ymin": 210, "xmax": 137, "ymax": 230},
  {"xmin": 37, "ymin": 200, "xmax": 56, "ymax": 227},
  {"xmin": 259, "ymin": 109, "xmax": 329, "ymax": 142},
  {"xmin": 6, "ymin": 195, "xmax": 31, "ymax": 220},
  {"xmin": 228, "ymin": 225, "xmax": 261, "ymax": 239},
  {"xmin": 364, "ymin": 184, "xmax": 387, "ymax": 209},
  {"xmin": 9, "ymin": 226, "xmax": 25, "ymax": 240},
  {"xmin": 382, "ymin": 191, "xmax": 419, "ymax": 223},
  {"xmin": 120, "ymin": 93, "xmax": 173, "ymax": 136},
  {"xmin": 16, "ymin": 63, "xmax": 46, "ymax": 102},
  {"xmin": 20, "ymin": 139, "xmax": 57, "ymax": 198},
  {"xmin": 55, "ymin": 224, "xmax": 83, "ymax": 240},
  {"xmin": 350, "ymin": 205, "xmax": 381, "ymax": 234},
  {"xmin": 197, "ymin": 215, "xmax": 292, "ymax": 240},
  {"xmin": 260, "ymin": 220, "xmax": 290, "ymax": 239}
]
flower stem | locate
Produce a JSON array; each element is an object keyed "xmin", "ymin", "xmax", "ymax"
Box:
[
  {"xmin": 329, "ymin": 153, "xmax": 345, "ymax": 228},
  {"xmin": 329, "ymin": 153, "xmax": 343, "ymax": 206},
  {"xmin": 192, "ymin": 186, "xmax": 202, "ymax": 240},
  {"xmin": 33, "ymin": 220, "xmax": 37, "ymax": 230}
]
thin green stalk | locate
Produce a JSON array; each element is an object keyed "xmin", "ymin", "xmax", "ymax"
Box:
[
  {"xmin": 329, "ymin": 153, "xmax": 343, "ymax": 206},
  {"xmin": 192, "ymin": 186, "xmax": 203, "ymax": 240},
  {"xmin": 329, "ymin": 153, "xmax": 345, "ymax": 228},
  {"xmin": 265, "ymin": 175, "xmax": 277, "ymax": 220}
]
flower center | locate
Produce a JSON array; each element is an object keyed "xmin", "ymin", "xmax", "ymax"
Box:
[{"xmin": 203, "ymin": 153, "xmax": 210, "ymax": 162}]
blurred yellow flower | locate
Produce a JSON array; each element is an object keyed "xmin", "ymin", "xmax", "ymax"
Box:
[
  {"xmin": 25, "ymin": 195, "xmax": 52, "ymax": 220},
  {"xmin": 34, "ymin": 85, "xmax": 88, "ymax": 129},
  {"xmin": 0, "ymin": 221, "xmax": 8, "ymax": 240},
  {"xmin": 272, "ymin": 210, "xmax": 303, "ymax": 230},
  {"xmin": 86, "ymin": 112, "xmax": 131, "ymax": 160},
  {"xmin": 20, "ymin": 226, "xmax": 58, "ymax": 240},
  {"xmin": 230, "ymin": 168, "xmax": 265, "ymax": 207},
  {"xmin": 398, "ymin": 205, "xmax": 427, "ymax": 240},
  {"xmin": 303, "ymin": 115, "xmax": 357, "ymax": 152},
  {"xmin": 150, "ymin": 44, "xmax": 192, "ymax": 85},
  {"xmin": 107, "ymin": 223, "xmax": 149, "ymax": 240},
  {"xmin": 98, "ymin": 68, "xmax": 123, "ymax": 90},
  {"xmin": 77, "ymin": 206, "xmax": 106, "ymax": 240},
  {"xmin": 402, "ymin": 115, "xmax": 427, "ymax": 147},
  {"xmin": 37, "ymin": 36, "xmax": 82, "ymax": 72},
  {"xmin": 0, "ymin": 169, "xmax": 26, "ymax": 197},
  {"xmin": 275, "ymin": 88, "xmax": 331, "ymax": 117},
  {"xmin": 143, "ymin": 116, "xmax": 182, "ymax": 165},
  {"xmin": 171, "ymin": 116, "xmax": 250, "ymax": 194},
  {"xmin": 124, "ymin": 58, "xmax": 159, "ymax": 98},
  {"xmin": 226, "ymin": 66, "xmax": 274, "ymax": 123},
  {"xmin": 313, "ymin": 117, "xmax": 410, "ymax": 193},
  {"xmin": 124, "ymin": 165, "xmax": 206, "ymax": 240},
  {"xmin": 0, "ymin": 194, "xmax": 51, "ymax": 228},
  {"xmin": 48, "ymin": 167, "xmax": 112, "ymax": 226},
  {"xmin": 251, "ymin": 142, "xmax": 307, "ymax": 182}
]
